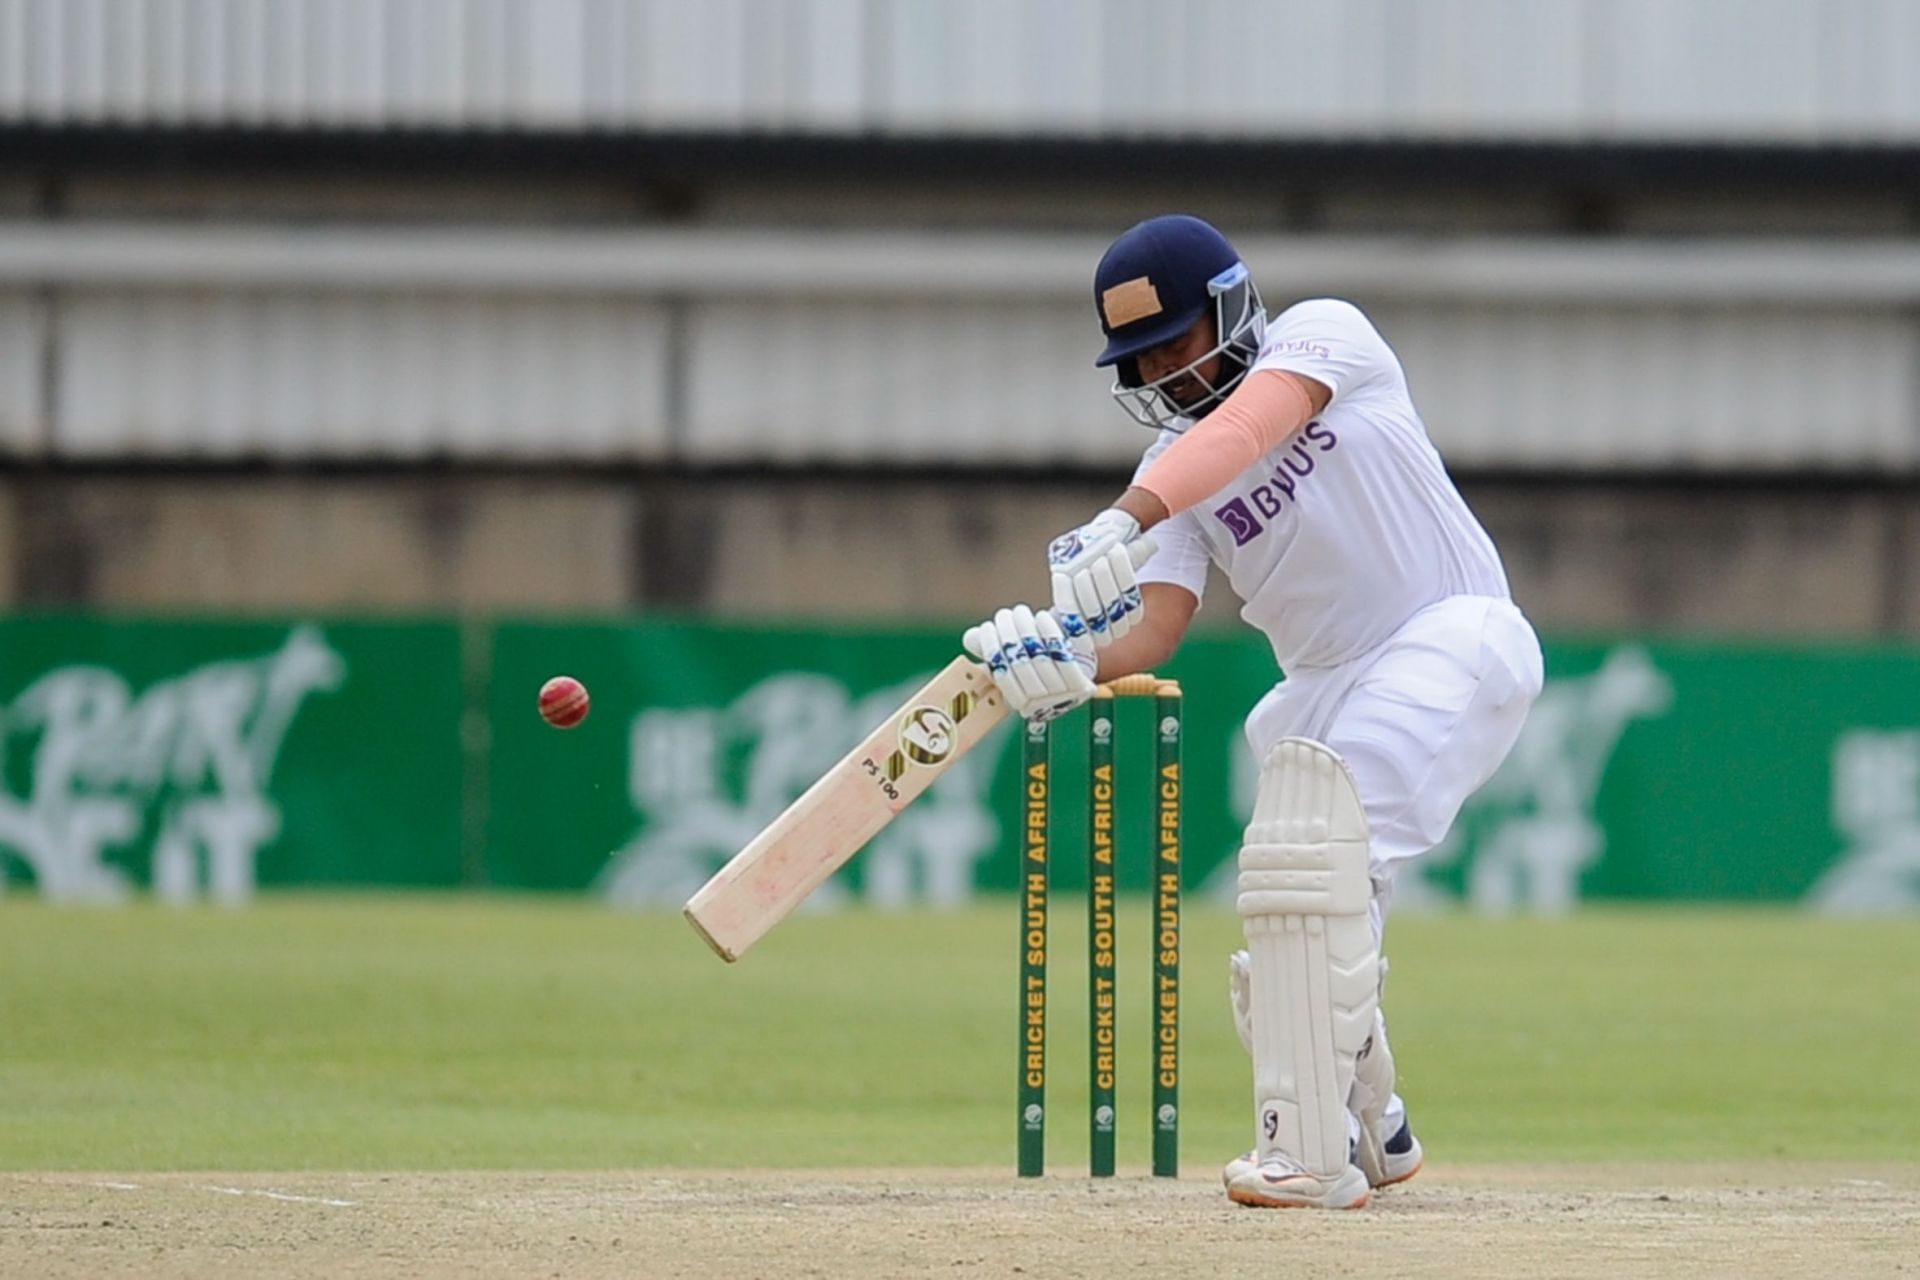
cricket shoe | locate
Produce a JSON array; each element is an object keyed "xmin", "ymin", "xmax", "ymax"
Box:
[
  {"xmin": 1226, "ymin": 1154, "xmax": 1371, "ymax": 1210},
  {"xmin": 1224, "ymin": 1117, "xmax": 1423, "ymax": 1191},
  {"xmin": 1221, "ymin": 1129, "xmax": 1354, "ymax": 1189},
  {"xmin": 1358, "ymin": 1117, "xmax": 1423, "ymax": 1189}
]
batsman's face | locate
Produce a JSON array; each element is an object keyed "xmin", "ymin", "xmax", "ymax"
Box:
[{"xmin": 1137, "ymin": 314, "xmax": 1223, "ymax": 409}]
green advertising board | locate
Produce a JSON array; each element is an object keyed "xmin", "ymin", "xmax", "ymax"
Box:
[
  {"xmin": 6, "ymin": 613, "xmax": 1918, "ymax": 911},
  {"xmin": 1439, "ymin": 640, "xmax": 1920, "ymax": 911},
  {"xmin": 488, "ymin": 621, "xmax": 1920, "ymax": 913},
  {"xmin": 0, "ymin": 617, "xmax": 464, "ymax": 899}
]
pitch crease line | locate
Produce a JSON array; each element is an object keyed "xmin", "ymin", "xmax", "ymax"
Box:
[{"xmin": 197, "ymin": 1185, "xmax": 358, "ymax": 1207}]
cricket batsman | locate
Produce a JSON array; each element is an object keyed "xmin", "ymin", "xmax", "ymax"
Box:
[{"xmin": 962, "ymin": 214, "xmax": 1544, "ymax": 1208}]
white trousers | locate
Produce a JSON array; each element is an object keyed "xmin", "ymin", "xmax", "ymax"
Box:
[{"xmin": 1246, "ymin": 595, "xmax": 1544, "ymax": 931}]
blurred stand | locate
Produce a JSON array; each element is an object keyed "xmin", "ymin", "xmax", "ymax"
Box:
[
  {"xmin": 5, "ymin": 473, "xmax": 1916, "ymax": 637},
  {"xmin": 1, "ymin": 0, "xmax": 1917, "ymax": 634}
]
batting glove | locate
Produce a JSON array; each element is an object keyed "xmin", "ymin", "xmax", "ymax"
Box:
[
  {"xmin": 1047, "ymin": 508, "xmax": 1157, "ymax": 649},
  {"xmin": 961, "ymin": 604, "xmax": 1097, "ymax": 725}
]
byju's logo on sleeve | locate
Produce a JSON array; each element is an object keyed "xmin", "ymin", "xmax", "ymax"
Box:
[{"xmin": 1210, "ymin": 423, "xmax": 1338, "ymax": 546}]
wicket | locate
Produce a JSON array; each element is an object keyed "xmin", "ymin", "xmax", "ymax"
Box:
[{"xmin": 1016, "ymin": 675, "xmax": 1183, "ymax": 1178}]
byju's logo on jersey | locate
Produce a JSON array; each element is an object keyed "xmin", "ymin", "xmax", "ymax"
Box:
[{"xmin": 1213, "ymin": 421, "xmax": 1338, "ymax": 546}]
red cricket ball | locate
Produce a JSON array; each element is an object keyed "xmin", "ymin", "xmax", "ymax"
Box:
[{"xmin": 538, "ymin": 675, "xmax": 590, "ymax": 729}]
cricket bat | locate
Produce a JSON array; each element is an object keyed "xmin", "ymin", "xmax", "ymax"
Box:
[{"xmin": 684, "ymin": 656, "xmax": 1009, "ymax": 962}]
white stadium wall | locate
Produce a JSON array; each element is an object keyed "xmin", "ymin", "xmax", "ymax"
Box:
[
  {"xmin": 1, "ymin": 226, "xmax": 1916, "ymax": 470},
  {"xmin": 2, "ymin": 0, "xmax": 1920, "ymax": 143},
  {"xmin": 50, "ymin": 292, "xmax": 675, "ymax": 461}
]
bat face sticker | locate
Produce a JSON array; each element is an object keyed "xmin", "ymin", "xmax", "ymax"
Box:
[{"xmin": 899, "ymin": 706, "xmax": 958, "ymax": 765}]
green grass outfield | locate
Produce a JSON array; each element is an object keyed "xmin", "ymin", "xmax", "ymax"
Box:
[{"xmin": 1, "ymin": 895, "xmax": 1914, "ymax": 1171}]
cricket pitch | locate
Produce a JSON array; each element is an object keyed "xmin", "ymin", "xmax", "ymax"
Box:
[{"xmin": 5, "ymin": 1164, "xmax": 1915, "ymax": 1279}]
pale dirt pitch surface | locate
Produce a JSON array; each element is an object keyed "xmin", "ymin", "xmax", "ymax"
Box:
[{"xmin": 4, "ymin": 1165, "xmax": 1917, "ymax": 1280}]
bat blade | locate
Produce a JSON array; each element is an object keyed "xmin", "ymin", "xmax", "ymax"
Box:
[{"xmin": 683, "ymin": 656, "xmax": 1009, "ymax": 961}]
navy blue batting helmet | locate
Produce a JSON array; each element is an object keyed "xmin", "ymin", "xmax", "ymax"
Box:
[{"xmin": 1092, "ymin": 215, "xmax": 1266, "ymax": 429}]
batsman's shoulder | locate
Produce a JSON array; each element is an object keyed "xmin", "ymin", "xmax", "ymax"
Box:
[{"xmin": 1272, "ymin": 296, "xmax": 1374, "ymax": 330}]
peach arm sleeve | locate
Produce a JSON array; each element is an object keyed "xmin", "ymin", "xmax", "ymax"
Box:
[{"xmin": 1134, "ymin": 370, "xmax": 1319, "ymax": 516}]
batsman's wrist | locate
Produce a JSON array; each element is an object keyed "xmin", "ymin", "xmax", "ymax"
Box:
[{"xmin": 1113, "ymin": 487, "xmax": 1170, "ymax": 532}]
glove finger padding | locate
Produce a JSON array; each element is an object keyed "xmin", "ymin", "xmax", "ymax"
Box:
[
  {"xmin": 963, "ymin": 615, "xmax": 1021, "ymax": 695},
  {"xmin": 1034, "ymin": 609, "xmax": 1096, "ymax": 690},
  {"xmin": 1070, "ymin": 570, "xmax": 1111, "ymax": 646},
  {"xmin": 960, "ymin": 620, "xmax": 997, "ymax": 664},
  {"xmin": 966, "ymin": 615, "xmax": 1029, "ymax": 709},
  {"xmin": 994, "ymin": 606, "xmax": 1052, "ymax": 702},
  {"xmin": 1091, "ymin": 548, "xmax": 1132, "ymax": 640},
  {"xmin": 1050, "ymin": 569, "xmax": 1088, "ymax": 643},
  {"xmin": 1009, "ymin": 604, "xmax": 1068, "ymax": 696}
]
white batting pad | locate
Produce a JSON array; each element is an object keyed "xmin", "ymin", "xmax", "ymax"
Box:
[{"xmin": 1237, "ymin": 737, "xmax": 1381, "ymax": 1176}]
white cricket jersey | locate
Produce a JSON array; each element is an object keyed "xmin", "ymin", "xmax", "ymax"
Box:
[{"xmin": 1133, "ymin": 298, "xmax": 1510, "ymax": 672}]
